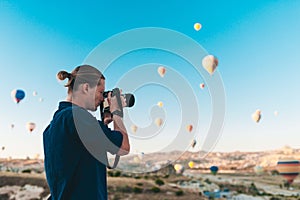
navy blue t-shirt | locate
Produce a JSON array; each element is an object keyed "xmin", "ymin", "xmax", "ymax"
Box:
[{"xmin": 43, "ymin": 102, "xmax": 123, "ymax": 200}]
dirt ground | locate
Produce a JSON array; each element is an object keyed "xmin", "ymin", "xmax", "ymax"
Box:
[
  {"xmin": 1, "ymin": 170, "xmax": 300, "ymax": 200},
  {"xmin": 0, "ymin": 172, "xmax": 204, "ymax": 200}
]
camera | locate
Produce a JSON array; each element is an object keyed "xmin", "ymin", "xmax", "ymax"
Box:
[
  {"xmin": 103, "ymin": 90, "xmax": 135, "ymax": 108},
  {"xmin": 100, "ymin": 88, "xmax": 135, "ymax": 121}
]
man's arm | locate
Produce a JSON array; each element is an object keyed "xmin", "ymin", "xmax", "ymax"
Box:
[
  {"xmin": 112, "ymin": 115, "xmax": 130, "ymax": 155},
  {"xmin": 108, "ymin": 91, "xmax": 130, "ymax": 156}
]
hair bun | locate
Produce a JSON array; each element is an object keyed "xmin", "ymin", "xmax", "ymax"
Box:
[{"xmin": 57, "ymin": 71, "xmax": 72, "ymax": 81}]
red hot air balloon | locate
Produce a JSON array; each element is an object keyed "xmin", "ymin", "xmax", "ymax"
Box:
[
  {"xmin": 200, "ymin": 83, "xmax": 205, "ymax": 89},
  {"xmin": 157, "ymin": 66, "xmax": 166, "ymax": 77},
  {"xmin": 277, "ymin": 159, "xmax": 300, "ymax": 185}
]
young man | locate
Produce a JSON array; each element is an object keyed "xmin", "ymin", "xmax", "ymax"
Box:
[{"xmin": 43, "ymin": 65, "xmax": 130, "ymax": 199}]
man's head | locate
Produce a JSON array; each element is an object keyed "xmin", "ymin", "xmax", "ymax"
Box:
[{"xmin": 57, "ymin": 65, "xmax": 105, "ymax": 111}]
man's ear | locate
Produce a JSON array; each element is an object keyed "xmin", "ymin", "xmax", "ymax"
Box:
[{"xmin": 82, "ymin": 83, "xmax": 89, "ymax": 94}]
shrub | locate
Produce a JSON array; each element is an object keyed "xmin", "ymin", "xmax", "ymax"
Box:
[
  {"xmin": 155, "ymin": 179, "xmax": 165, "ymax": 186},
  {"xmin": 151, "ymin": 187, "xmax": 161, "ymax": 193},
  {"xmin": 114, "ymin": 171, "xmax": 121, "ymax": 177},
  {"xmin": 175, "ymin": 190, "xmax": 184, "ymax": 196},
  {"xmin": 204, "ymin": 178, "xmax": 211, "ymax": 184},
  {"xmin": 143, "ymin": 175, "xmax": 149, "ymax": 180},
  {"xmin": 107, "ymin": 171, "xmax": 114, "ymax": 177},
  {"xmin": 133, "ymin": 187, "xmax": 143, "ymax": 193},
  {"xmin": 116, "ymin": 185, "xmax": 132, "ymax": 193},
  {"xmin": 21, "ymin": 169, "xmax": 31, "ymax": 173},
  {"xmin": 136, "ymin": 182, "xmax": 143, "ymax": 186}
]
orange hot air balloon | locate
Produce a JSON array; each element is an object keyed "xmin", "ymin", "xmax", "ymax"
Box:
[
  {"xmin": 252, "ymin": 109, "xmax": 261, "ymax": 123},
  {"xmin": 157, "ymin": 101, "xmax": 163, "ymax": 108},
  {"xmin": 157, "ymin": 66, "xmax": 166, "ymax": 77},
  {"xmin": 155, "ymin": 118, "xmax": 163, "ymax": 127},
  {"xmin": 277, "ymin": 159, "xmax": 300, "ymax": 184},
  {"xmin": 26, "ymin": 122, "xmax": 36, "ymax": 133},
  {"xmin": 186, "ymin": 124, "xmax": 193, "ymax": 132},
  {"xmin": 202, "ymin": 55, "xmax": 218, "ymax": 75},
  {"xmin": 194, "ymin": 23, "xmax": 202, "ymax": 31},
  {"xmin": 131, "ymin": 125, "xmax": 138, "ymax": 133},
  {"xmin": 200, "ymin": 83, "xmax": 205, "ymax": 89}
]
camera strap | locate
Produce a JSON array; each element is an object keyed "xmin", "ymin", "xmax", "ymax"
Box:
[
  {"xmin": 111, "ymin": 88, "xmax": 123, "ymax": 118},
  {"xmin": 103, "ymin": 88, "xmax": 123, "ymax": 169},
  {"xmin": 106, "ymin": 155, "xmax": 120, "ymax": 169}
]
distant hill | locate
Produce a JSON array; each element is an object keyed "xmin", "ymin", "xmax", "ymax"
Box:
[
  {"xmin": 1, "ymin": 146, "xmax": 299, "ymax": 173},
  {"xmin": 115, "ymin": 146, "xmax": 300, "ymax": 173}
]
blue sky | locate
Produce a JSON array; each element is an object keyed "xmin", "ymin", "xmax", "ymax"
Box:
[{"xmin": 1, "ymin": 0, "xmax": 300, "ymax": 158}]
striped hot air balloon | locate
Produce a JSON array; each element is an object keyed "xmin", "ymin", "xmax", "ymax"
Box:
[{"xmin": 276, "ymin": 159, "xmax": 300, "ymax": 184}]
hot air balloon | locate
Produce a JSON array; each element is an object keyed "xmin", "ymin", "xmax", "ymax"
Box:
[
  {"xmin": 253, "ymin": 165, "xmax": 264, "ymax": 175},
  {"xmin": 277, "ymin": 159, "xmax": 300, "ymax": 185},
  {"xmin": 1, "ymin": 146, "xmax": 5, "ymax": 151},
  {"xmin": 155, "ymin": 118, "xmax": 163, "ymax": 127},
  {"xmin": 191, "ymin": 139, "xmax": 197, "ymax": 148},
  {"xmin": 274, "ymin": 111, "xmax": 279, "ymax": 116},
  {"xmin": 33, "ymin": 91, "xmax": 38, "ymax": 96},
  {"xmin": 194, "ymin": 23, "xmax": 202, "ymax": 31},
  {"xmin": 202, "ymin": 55, "xmax": 218, "ymax": 75},
  {"xmin": 10, "ymin": 124, "xmax": 15, "ymax": 129},
  {"xmin": 174, "ymin": 164, "xmax": 184, "ymax": 174},
  {"xmin": 39, "ymin": 97, "xmax": 44, "ymax": 102},
  {"xmin": 157, "ymin": 66, "xmax": 166, "ymax": 77},
  {"xmin": 200, "ymin": 83, "xmax": 205, "ymax": 89},
  {"xmin": 188, "ymin": 161, "xmax": 195, "ymax": 169},
  {"xmin": 210, "ymin": 165, "xmax": 219, "ymax": 175},
  {"xmin": 11, "ymin": 89, "xmax": 25, "ymax": 103},
  {"xmin": 252, "ymin": 109, "xmax": 261, "ymax": 123},
  {"xmin": 26, "ymin": 122, "xmax": 36, "ymax": 133},
  {"xmin": 138, "ymin": 152, "xmax": 145, "ymax": 160},
  {"xmin": 186, "ymin": 124, "xmax": 193, "ymax": 133},
  {"xmin": 131, "ymin": 125, "xmax": 138, "ymax": 133},
  {"xmin": 34, "ymin": 153, "xmax": 40, "ymax": 159},
  {"xmin": 133, "ymin": 156, "xmax": 140, "ymax": 163},
  {"xmin": 157, "ymin": 101, "xmax": 163, "ymax": 108}
]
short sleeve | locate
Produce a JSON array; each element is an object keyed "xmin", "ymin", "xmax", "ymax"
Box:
[
  {"xmin": 72, "ymin": 107, "xmax": 123, "ymax": 160},
  {"xmin": 98, "ymin": 121, "xmax": 123, "ymax": 155}
]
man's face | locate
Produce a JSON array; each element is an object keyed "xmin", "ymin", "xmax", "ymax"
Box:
[{"xmin": 88, "ymin": 78, "xmax": 105, "ymax": 111}]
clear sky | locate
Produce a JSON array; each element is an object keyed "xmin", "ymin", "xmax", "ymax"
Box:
[{"xmin": 1, "ymin": 0, "xmax": 300, "ymax": 159}]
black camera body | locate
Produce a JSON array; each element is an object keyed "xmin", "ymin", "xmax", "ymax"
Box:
[{"xmin": 100, "ymin": 88, "xmax": 135, "ymax": 121}]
